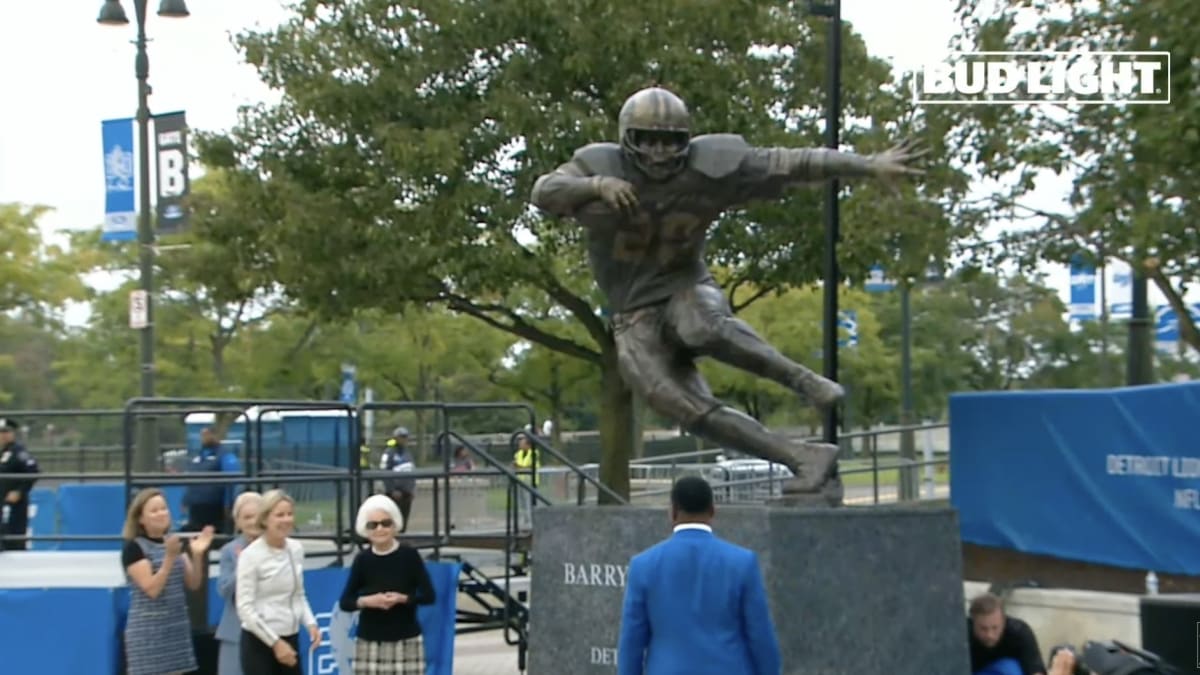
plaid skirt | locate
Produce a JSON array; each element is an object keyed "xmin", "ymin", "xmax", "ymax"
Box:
[{"xmin": 354, "ymin": 636, "xmax": 425, "ymax": 675}]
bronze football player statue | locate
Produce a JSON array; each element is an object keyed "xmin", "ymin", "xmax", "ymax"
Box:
[{"xmin": 530, "ymin": 87, "xmax": 923, "ymax": 505}]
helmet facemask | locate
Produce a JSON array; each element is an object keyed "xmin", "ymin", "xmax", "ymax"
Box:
[{"xmin": 622, "ymin": 128, "xmax": 690, "ymax": 181}]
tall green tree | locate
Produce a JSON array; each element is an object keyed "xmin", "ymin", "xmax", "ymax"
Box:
[
  {"xmin": 698, "ymin": 285, "xmax": 898, "ymax": 430},
  {"xmin": 870, "ymin": 270, "xmax": 1119, "ymax": 420},
  {"xmin": 489, "ymin": 330, "xmax": 600, "ymax": 447},
  {"xmin": 0, "ymin": 204, "xmax": 90, "ymax": 319},
  {"xmin": 198, "ymin": 0, "xmax": 978, "ymax": 499},
  {"xmin": 0, "ymin": 203, "xmax": 95, "ymax": 406},
  {"xmin": 950, "ymin": 0, "xmax": 1200, "ymax": 357}
]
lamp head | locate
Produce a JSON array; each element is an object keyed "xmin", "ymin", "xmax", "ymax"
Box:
[
  {"xmin": 157, "ymin": 0, "xmax": 190, "ymax": 18},
  {"xmin": 97, "ymin": 0, "xmax": 130, "ymax": 25}
]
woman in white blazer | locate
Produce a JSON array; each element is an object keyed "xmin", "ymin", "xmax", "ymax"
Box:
[{"xmin": 235, "ymin": 489, "xmax": 320, "ymax": 675}]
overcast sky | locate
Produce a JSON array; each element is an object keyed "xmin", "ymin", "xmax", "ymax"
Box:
[{"xmin": 0, "ymin": 0, "xmax": 1158, "ymax": 318}]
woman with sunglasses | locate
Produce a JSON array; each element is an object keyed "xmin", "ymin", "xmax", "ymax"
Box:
[{"xmin": 339, "ymin": 494, "xmax": 436, "ymax": 674}]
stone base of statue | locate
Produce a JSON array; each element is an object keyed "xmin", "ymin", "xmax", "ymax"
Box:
[{"xmin": 528, "ymin": 504, "xmax": 970, "ymax": 675}]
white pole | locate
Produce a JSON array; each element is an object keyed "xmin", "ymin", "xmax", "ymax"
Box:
[
  {"xmin": 922, "ymin": 421, "xmax": 936, "ymax": 498},
  {"xmin": 364, "ymin": 388, "xmax": 375, "ymax": 446}
]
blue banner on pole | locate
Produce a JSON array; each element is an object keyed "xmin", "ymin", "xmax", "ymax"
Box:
[
  {"xmin": 950, "ymin": 382, "xmax": 1200, "ymax": 574},
  {"xmin": 864, "ymin": 264, "xmax": 896, "ymax": 293},
  {"xmin": 1154, "ymin": 304, "xmax": 1200, "ymax": 343},
  {"xmin": 101, "ymin": 118, "xmax": 136, "ymax": 242},
  {"xmin": 1068, "ymin": 255, "xmax": 1096, "ymax": 321},
  {"xmin": 837, "ymin": 310, "xmax": 858, "ymax": 348}
]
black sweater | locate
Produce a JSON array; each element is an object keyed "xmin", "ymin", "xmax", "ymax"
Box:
[{"xmin": 338, "ymin": 544, "xmax": 436, "ymax": 641}]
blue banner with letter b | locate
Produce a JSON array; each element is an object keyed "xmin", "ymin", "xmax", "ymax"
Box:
[{"xmin": 951, "ymin": 382, "xmax": 1200, "ymax": 575}]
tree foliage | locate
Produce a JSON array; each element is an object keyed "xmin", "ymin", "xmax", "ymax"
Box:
[
  {"xmin": 0, "ymin": 204, "xmax": 90, "ymax": 320},
  {"xmin": 2, "ymin": 203, "xmax": 1169, "ymax": 456},
  {"xmin": 194, "ymin": 0, "xmax": 981, "ymax": 498},
  {"xmin": 950, "ymin": 0, "xmax": 1200, "ymax": 354}
]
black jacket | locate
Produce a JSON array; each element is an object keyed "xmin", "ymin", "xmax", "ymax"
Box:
[{"xmin": 0, "ymin": 442, "xmax": 39, "ymax": 501}]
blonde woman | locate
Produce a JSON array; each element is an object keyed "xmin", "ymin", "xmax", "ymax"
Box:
[
  {"xmin": 338, "ymin": 494, "xmax": 435, "ymax": 674},
  {"xmin": 235, "ymin": 489, "xmax": 320, "ymax": 674},
  {"xmin": 121, "ymin": 487, "xmax": 214, "ymax": 675},
  {"xmin": 216, "ymin": 492, "xmax": 263, "ymax": 675}
]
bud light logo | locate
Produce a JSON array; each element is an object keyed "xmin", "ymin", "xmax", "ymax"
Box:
[{"xmin": 914, "ymin": 51, "xmax": 1170, "ymax": 105}]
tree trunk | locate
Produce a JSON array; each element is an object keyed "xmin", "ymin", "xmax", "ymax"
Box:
[
  {"xmin": 211, "ymin": 337, "xmax": 228, "ymax": 388},
  {"xmin": 597, "ymin": 342, "xmax": 634, "ymax": 503}
]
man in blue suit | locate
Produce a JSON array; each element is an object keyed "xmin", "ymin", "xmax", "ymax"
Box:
[{"xmin": 618, "ymin": 476, "xmax": 782, "ymax": 675}]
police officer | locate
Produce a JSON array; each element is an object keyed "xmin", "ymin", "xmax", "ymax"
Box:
[
  {"xmin": 0, "ymin": 418, "xmax": 40, "ymax": 551},
  {"xmin": 182, "ymin": 427, "xmax": 240, "ymax": 533}
]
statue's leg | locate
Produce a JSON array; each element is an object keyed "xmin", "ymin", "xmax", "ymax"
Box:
[
  {"xmin": 613, "ymin": 306, "xmax": 836, "ymax": 494},
  {"xmin": 666, "ymin": 284, "xmax": 844, "ymax": 408}
]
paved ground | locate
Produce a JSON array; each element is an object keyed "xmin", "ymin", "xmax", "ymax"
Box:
[
  {"xmin": 453, "ymin": 630, "xmax": 525, "ymax": 674},
  {"xmin": 844, "ymin": 483, "xmax": 950, "ymax": 505}
]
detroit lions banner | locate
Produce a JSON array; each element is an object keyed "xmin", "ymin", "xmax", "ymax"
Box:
[
  {"xmin": 153, "ymin": 111, "xmax": 190, "ymax": 235},
  {"xmin": 951, "ymin": 382, "xmax": 1200, "ymax": 575},
  {"xmin": 101, "ymin": 118, "xmax": 136, "ymax": 242}
]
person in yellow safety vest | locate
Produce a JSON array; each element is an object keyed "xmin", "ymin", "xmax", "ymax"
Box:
[
  {"xmin": 512, "ymin": 433, "xmax": 541, "ymax": 480},
  {"xmin": 512, "ymin": 432, "xmax": 541, "ymax": 528},
  {"xmin": 358, "ymin": 443, "xmax": 372, "ymax": 469}
]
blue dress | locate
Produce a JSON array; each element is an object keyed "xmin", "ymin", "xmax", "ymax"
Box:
[{"xmin": 123, "ymin": 536, "xmax": 198, "ymax": 675}]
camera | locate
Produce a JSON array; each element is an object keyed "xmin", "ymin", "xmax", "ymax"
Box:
[{"xmin": 1049, "ymin": 644, "xmax": 1091, "ymax": 675}]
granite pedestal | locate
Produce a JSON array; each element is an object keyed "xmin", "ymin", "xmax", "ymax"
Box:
[{"xmin": 529, "ymin": 505, "xmax": 970, "ymax": 675}]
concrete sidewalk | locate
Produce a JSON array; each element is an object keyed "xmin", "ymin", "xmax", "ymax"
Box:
[{"xmin": 453, "ymin": 630, "xmax": 525, "ymax": 674}]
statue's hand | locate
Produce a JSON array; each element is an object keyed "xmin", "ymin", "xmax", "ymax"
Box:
[
  {"xmin": 868, "ymin": 139, "xmax": 927, "ymax": 196},
  {"xmin": 593, "ymin": 176, "xmax": 639, "ymax": 216}
]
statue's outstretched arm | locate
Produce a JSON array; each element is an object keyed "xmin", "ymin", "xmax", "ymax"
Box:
[
  {"xmin": 711, "ymin": 134, "xmax": 925, "ymax": 205},
  {"xmin": 755, "ymin": 140, "xmax": 925, "ymax": 182}
]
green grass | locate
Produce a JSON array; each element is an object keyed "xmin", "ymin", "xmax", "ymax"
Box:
[
  {"xmin": 838, "ymin": 458, "xmax": 950, "ymax": 488},
  {"xmin": 292, "ymin": 499, "xmax": 340, "ymax": 531}
]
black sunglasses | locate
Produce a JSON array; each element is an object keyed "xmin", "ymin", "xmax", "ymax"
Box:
[{"xmin": 365, "ymin": 519, "xmax": 395, "ymax": 530}]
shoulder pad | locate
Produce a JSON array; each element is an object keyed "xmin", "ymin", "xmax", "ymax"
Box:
[
  {"xmin": 571, "ymin": 142, "xmax": 624, "ymax": 177},
  {"xmin": 688, "ymin": 134, "xmax": 752, "ymax": 179}
]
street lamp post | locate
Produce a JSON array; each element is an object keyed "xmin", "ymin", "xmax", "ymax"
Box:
[
  {"xmin": 809, "ymin": 0, "xmax": 843, "ymax": 453},
  {"xmin": 98, "ymin": 0, "xmax": 189, "ymax": 472},
  {"xmin": 1127, "ymin": 264, "xmax": 1154, "ymax": 385}
]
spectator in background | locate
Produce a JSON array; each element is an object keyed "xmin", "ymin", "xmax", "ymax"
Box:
[
  {"xmin": 381, "ymin": 427, "xmax": 417, "ymax": 534},
  {"xmin": 184, "ymin": 427, "xmax": 241, "ymax": 533},
  {"xmin": 968, "ymin": 593, "xmax": 1046, "ymax": 675},
  {"xmin": 217, "ymin": 491, "xmax": 264, "ymax": 675},
  {"xmin": 450, "ymin": 445, "xmax": 474, "ymax": 473},
  {"xmin": 511, "ymin": 432, "xmax": 541, "ymax": 529},
  {"xmin": 0, "ymin": 417, "xmax": 39, "ymax": 551}
]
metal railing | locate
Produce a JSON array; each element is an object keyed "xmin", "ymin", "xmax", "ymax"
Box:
[
  {"xmin": 623, "ymin": 422, "xmax": 951, "ymax": 506},
  {"xmin": 0, "ymin": 401, "xmax": 952, "ymax": 668}
]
